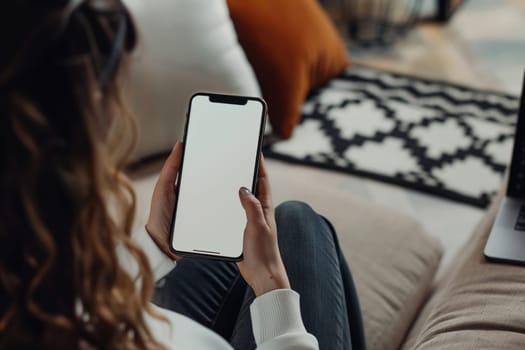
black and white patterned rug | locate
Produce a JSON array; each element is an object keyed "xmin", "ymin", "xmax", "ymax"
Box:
[{"xmin": 264, "ymin": 66, "xmax": 520, "ymax": 208}]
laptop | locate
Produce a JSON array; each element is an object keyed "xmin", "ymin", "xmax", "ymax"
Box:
[{"xmin": 484, "ymin": 74, "xmax": 525, "ymax": 265}]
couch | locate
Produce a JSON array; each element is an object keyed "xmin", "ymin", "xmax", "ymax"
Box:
[
  {"xmin": 124, "ymin": 1, "xmax": 525, "ymax": 349},
  {"xmin": 131, "ymin": 156, "xmax": 525, "ymax": 350}
]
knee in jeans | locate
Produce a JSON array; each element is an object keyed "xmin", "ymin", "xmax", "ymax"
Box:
[
  {"xmin": 275, "ymin": 201, "xmax": 330, "ymax": 249},
  {"xmin": 275, "ymin": 200, "xmax": 315, "ymax": 223},
  {"xmin": 275, "ymin": 200, "xmax": 335, "ymax": 234}
]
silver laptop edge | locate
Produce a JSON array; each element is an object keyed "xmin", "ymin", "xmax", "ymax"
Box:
[{"xmin": 484, "ymin": 71, "xmax": 525, "ymax": 265}]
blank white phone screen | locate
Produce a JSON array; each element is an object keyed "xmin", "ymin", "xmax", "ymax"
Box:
[{"xmin": 171, "ymin": 95, "xmax": 264, "ymax": 259}]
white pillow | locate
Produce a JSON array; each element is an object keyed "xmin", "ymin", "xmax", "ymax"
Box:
[{"xmin": 123, "ymin": 0, "xmax": 262, "ymax": 162}]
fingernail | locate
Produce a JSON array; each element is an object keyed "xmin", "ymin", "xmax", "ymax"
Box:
[{"xmin": 240, "ymin": 187, "xmax": 252, "ymax": 196}]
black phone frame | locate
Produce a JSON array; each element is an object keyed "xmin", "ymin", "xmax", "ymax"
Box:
[{"xmin": 168, "ymin": 92, "xmax": 267, "ymax": 261}]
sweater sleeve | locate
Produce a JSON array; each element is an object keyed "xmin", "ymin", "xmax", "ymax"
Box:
[
  {"xmin": 132, "ymin": 227, "xmax": 176, "ymax": 281},
  {"xmin": 251, "ymin": 289, "xmax": 319, "ymax": 350},
  {"xmin": 118, "ymin": 227, "xmax": 176, "ymax": 283}
]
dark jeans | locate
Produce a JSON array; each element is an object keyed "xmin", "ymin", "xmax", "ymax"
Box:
[{"xmin": 153, "ymin": 201, "xmax": 366, "ymax": 350}]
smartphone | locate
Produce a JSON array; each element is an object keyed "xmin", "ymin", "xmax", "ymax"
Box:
[{"xmin": 169, "ymin": 92, "xmax": 267, "ymax": 261}]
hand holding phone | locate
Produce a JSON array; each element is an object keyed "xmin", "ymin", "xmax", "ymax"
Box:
[
  {"xmin": 146, "ymin": 148, "xmax": 290, "ymax": 295},
  {"xmin": 236, "ymin": 156, "xmax": 290, "ymax": 296},
  {"xmin": 146, "ymin": 141, "xmax": 184, "ymax": 261}
]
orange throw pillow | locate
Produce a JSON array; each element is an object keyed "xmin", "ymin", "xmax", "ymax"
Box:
[{"xmin": 227, "ymin": 0, "xmax": 350, "ymax": 138}]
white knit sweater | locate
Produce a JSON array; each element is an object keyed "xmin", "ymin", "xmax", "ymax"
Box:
[{"xmin": 118, "ymin": 229, "xmax": 319, "ymax": 349}]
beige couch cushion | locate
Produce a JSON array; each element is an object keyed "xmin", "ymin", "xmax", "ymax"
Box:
[
  {"xmin": 129, "ymin": 159, "xmax": 443, "ymax": 350},
  {"xmin": 405, "ymin": 193, "xmax": 525, "ymax": 350}
]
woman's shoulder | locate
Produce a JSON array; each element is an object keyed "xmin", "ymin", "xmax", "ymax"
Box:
[{"xmin": 145, "ymin": 303, "xmax": 233, "ymax": 350}]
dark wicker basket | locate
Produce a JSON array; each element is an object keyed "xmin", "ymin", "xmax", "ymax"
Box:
[{"xmin": 321, "ymin": 0, "xmax": 422, "ymax": 47}]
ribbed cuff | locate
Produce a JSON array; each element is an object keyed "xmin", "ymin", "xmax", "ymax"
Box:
[{"xmin": 250, "ymin": 289, "xmax": 307, "ymax": 345}]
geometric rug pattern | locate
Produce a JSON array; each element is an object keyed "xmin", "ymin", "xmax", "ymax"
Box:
[{"xmin": 264, "ymin": 66, "xmax": 520, "ymax": 208}]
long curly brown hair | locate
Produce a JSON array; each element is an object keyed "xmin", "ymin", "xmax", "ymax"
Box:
[{"xmin": 0, "ymin": 1, "xmax": 167, "ymax": 349}]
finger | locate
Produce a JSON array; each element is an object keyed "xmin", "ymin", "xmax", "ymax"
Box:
[
  {"xmin": 258, "ymin": 153, "xmax": 269, "ymax": 177},
  {"xmin": 255, "ymin": 156, "xmax": 273, "ymax": 216},
  {"xmin": 157, "ymin": 141, "xmax": 183, "ymax": 192},
  {"xmin": 239, "ymin": 187, "xmax": 267, "ymax": 227}
]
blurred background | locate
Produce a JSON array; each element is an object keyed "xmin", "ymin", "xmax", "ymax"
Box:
[{"xmin": 323, "ymin": 0, "xmax": 525, "ymax": 94}]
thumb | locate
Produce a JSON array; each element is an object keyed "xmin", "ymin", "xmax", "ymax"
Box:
[{"xmin": 239, "ymin": 187, "xmax": 266, "ymax": 227}]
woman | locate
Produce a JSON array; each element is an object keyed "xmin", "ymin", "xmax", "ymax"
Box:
[{"xmin": 0, "ymin": 1, "xmax": 365, "ymax": 349}]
